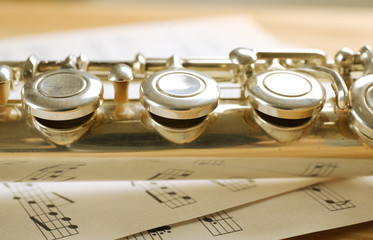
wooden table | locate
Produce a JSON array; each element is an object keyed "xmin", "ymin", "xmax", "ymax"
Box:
[{"xmin": 1, "ymin": 1, "xmax": 372, "ymax": 239}]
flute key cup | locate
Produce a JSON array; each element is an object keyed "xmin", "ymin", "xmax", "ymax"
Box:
[
  {"xmin": 248, "ymin": 70, "xmax": 325, "ymax": 142},
  {"xmin": 140, "ymin": 56, "xmax": 219, "ymax": 144},
  {"xmin": 22, "ymin": 68, "xmax": 103, "ymax": 145}
]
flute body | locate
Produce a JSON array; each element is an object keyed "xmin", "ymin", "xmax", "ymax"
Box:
[{"xmin": 0, "ymin": 47, "xmax": 372, "ymax": 180}]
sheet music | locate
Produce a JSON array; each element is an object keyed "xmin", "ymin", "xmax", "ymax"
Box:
[
  {"xmin": 0, "ymin": 15, "xmax": 290, "ymax": 61},
  {"xmin": 121, "ymin": 177, "xmax": 373, "ymax": 240},
  {"xmin": 0, "ymin": 178, "xmax": 325, "ymax": 240},
  {"xmin": 0, "ymin": 157, "xmax": 372, "ymax": 181},
  {"xmin": 4, "ymin": 182, "xmax": 79, "ymax": 240}
]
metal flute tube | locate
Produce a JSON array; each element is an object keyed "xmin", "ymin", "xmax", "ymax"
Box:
[
  {"xmin": 1, "ymin": 47, "xmax": 373, "ymax": 181},
  {"xmin": 253, "ymin": 48, "xmax": 327, "ymax": 65},
  {"xmin": 35, "ymin": 58, "xmax": 235, "ymax": 73}
]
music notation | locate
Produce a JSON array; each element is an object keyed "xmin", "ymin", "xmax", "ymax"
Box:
[
  {"xmin": 4, "ymin": 183, "xmax": 78, "ymax": 240},
  {"xmin": 198, "ymin": 210, "xmax": 243, "ymax": 236},
  {"xmin": 135, "ymin": 159, "xmax": 166, "ymax": 164},
  {"xmin": 19, "ymin": 164, "xmax": 85, "ymax": 182},
  {"xmin": 125, "ymin": 226, "xmax": 172, "ymax": 240},
  {"xmin": 302, "ymin": 162, "xmax": 338, "ymax": 177},
  {"xmin": 147, "ymin": 169, "xmax": 193, "ymax": 180},
  {"xmin": 194, "ymin": 159, "xmax": 224, "ymax": 166},
  {"xmin": 133, "ymin": 181, "xmax": 196, "ymax": 209},
  {"xmin": 0, "ymin": 160, "xmax": 28, "ymax": 168},
  {"xmin": 0, "ymin": 161, "xmax": 16, "ymax": 168},
  {"xmin": 212, "ymin": 179, "xmax": 256, "ymax": 192},
  {"xmin": 303, "ymin": 183, "xmax": 355, "ymax": 211}
]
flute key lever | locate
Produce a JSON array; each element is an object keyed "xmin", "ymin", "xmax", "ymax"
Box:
[
  {"xmin": 349, "ymin": 45, "xmax": 373, "ymax": 146},
  {"xmin": 109, "ymin": 64, "xmax": 133, "ymax": 105}
]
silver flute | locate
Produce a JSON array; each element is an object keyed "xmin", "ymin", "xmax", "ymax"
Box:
[{"xmin": 0, "ymin": 46, "xmax": 372, "ymax": 180}]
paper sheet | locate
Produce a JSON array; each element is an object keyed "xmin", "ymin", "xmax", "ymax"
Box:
[
  {"xmin": 120, "ymin": 177, "xmax": 373, "ymax": 240},
  {"xmin": 0, "ymin": 15, "xmax": 290, "ymax": 61},
  {"xmin": 0, "ymin": 178, "xmax": 324, "ymax": 240},
  {"xmin": 1, "ymin": 157, "xmax": 372, "ymax": 181}
]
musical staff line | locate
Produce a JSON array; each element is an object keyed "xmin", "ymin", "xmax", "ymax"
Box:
[
  {"xmin": 303, "ymin": 183, "xmax": 355, "ymax": 211},
  {"xmin": 19, "ymin": 164, "xmax": 85, "ymax": 182},
  {"xmin": 302, "ymin": 162, "xmax": 338, "ymax": 177},
  {"xmin": 198, "ymin": 210, "xmax": 242, "ymax": 236},
  {"xmin": 212, "ymin": 179, "xmax": 256, "ymax": 192},
  {"xmin": 134, "ymin": 181, "xmax": 196, "ymax": 209},
  {"xmin": 125, "ymin": 226, "xmax": 172, "ymax": 240},
  {"xmin": 0, "ymin": 160, "xmax": 28, "ymax": 169},
  {"xmin": 147, "ymin": 169, "xmax": 193, "ymax": 180},
  {"xmin": 194, "ymin": 159, "xmax": 224, "ymax": 166},
  {"xmin": 4, "ymin": 183, "xmax": 78, "ymax": 240}
]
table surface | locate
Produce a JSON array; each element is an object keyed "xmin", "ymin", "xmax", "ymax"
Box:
[{"xmin": 1, "ymin": 1, "xmax": 372, "ymax": 239}]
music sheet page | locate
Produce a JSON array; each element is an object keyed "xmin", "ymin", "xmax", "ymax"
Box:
[
  {"xmin": 120, "ymin": 177, "xmax": 373, "ymax": 240},
  {"xmin": 0, "ymin": 15, "xmax": 289, "ymax": 61},
  {"xmin": 1, "ymin": 156, "xmax": 373, "ymax": 181},
  {"xmin": 0, "ymin": 178, "xmax": 325, "ymax": 240}
]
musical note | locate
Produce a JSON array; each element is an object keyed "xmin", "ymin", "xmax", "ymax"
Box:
[
  {"xmin": 125, "ymin": 226, "xmax": 172, "ymax": 240},
  {"xmin": 212, "ymin": 179, "xmax": 256, "ymax": 192},
  {"xmin": 0, "ymin": 161, "xmax": 15, "ymax": 168},
  {"xmin": 302, "ymin": 162, "xmax": 338, "ymax": 177},
  {"xmin": 133, "ymin": 181, "xmax": 196, "ymax": 209},
  {"xmin": 19, "ymin": 163, "xmax": 85, "ymax": 182},
  {"xmin": 198, "ymin": 210, "xmax": 242, "ymax": 236},
  {"xmin": 303, "ymin": 183, "xmax": 355, "ymax": 211},
  {"xmin": 147, "ymin": 169, "xmax": 193, "ymax": 180},
  {"xmin": 4, "ymin": 183, "xmax": 78, "ymax": 240}
]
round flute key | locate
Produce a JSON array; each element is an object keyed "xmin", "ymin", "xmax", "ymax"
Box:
[
  {"xmin": 350, "ymin": 74, "xmax": 373, "ymax": 140},
  {"xmin": 249, "ymin": 70, "xmax": 325, "ymax": 120},
  {"xmin": 140, "ymin": 69, "xmax": 219, "ymax": 120},
  {"xmin": 37, "ymin": 73, "xmax": 87, "ymax": 98},
  {"xmin": 156, "ymin": 73, "xmax": 205, "ymax": 97},
  {"xmin": 23, "ymin": 69, "xmax": 103, "ymax": 121}
]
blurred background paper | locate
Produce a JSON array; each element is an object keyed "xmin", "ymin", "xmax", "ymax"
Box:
[{"xmin": 0, "ymin": 15, "xmax": 290, "ymax": 60}]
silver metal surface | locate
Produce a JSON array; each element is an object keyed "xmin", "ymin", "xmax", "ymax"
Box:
[
  {"xmin": 360, "ymin": 45, "xmax": 373, "ymax": 75},
  {"xmin": 299, "ymin": 66, "xmax": 348, "ymax": 111},
  {"xmin": 0, "ymin": 46, "xmax": 372, "ymax": 163},
  {"xmin": 140, "ymin": 60, "xmax": 219, "ymax": 120},
  {"xmin": 0, "ymin": 65, "xmax": 12, "ymax": 105},
  {"xmin": 248, "ymin": 70, "xmax": 325, "ymax": 119},
  {"xmin": 23, "ymin": 55, "xmax": 39, "ymax": 79},
  {"xmin": 108, "ymin": 64, "xmax": 133, "ymax": 105},
  {"xmin": 350, "ymin": 74, "xmax": 373, "ymax": 141},
  {"xmin": 0, "ymin": 65, "xmax": 12, "ymax": 84},
  {"xmin": 108, "ymin": 64, "xmax": 133, "ymax": 83},
  {"xmin": 22, "ymin": 69, "xmax": 103, "ymax": 121},
  {"xmin": 229, "ymin": 48, "xmax": 257, "ymax": 65},
  {"xmin": 250, "ymin": 48, "xmax": 327, "ymax": 65}
]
